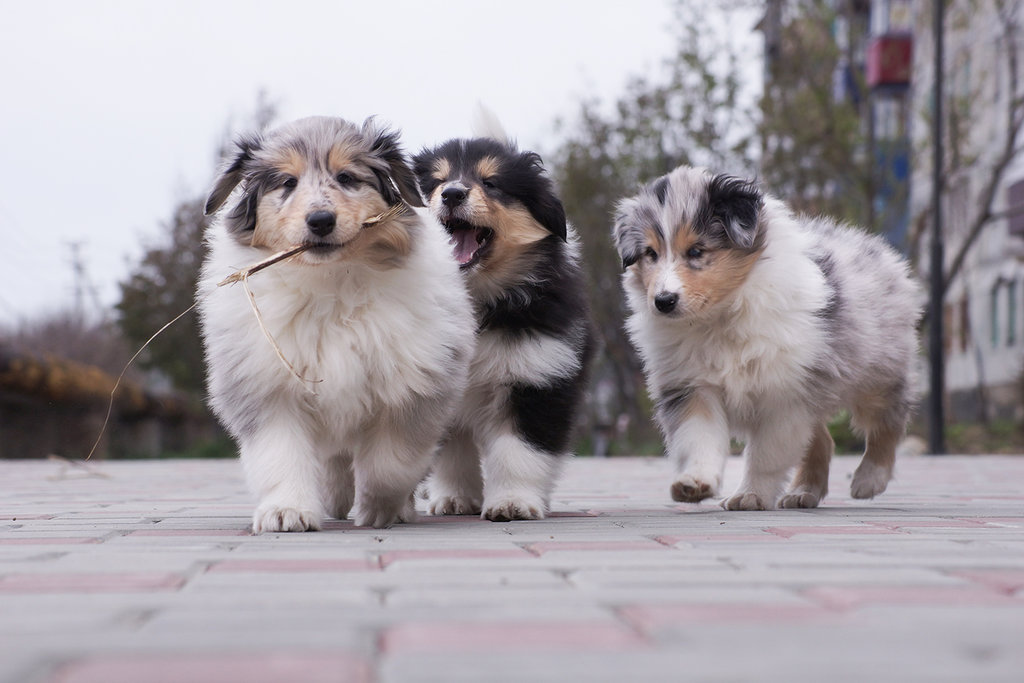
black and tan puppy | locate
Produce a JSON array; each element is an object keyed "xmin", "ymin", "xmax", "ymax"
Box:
[{"xmin": 413, "ymin": 133, "xmax": 594, "ymax": 521}]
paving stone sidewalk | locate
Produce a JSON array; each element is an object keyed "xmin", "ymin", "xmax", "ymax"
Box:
[{"xmin": 1, "ymin": 454, "xmax": 1023, "ymax": 683}]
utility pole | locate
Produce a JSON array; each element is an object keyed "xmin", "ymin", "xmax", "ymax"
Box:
[
  {"xmin": 68, "ymin": 241, "xmax": 86, "ymax": 321},
  {"xmin": 928, "ymin": 0, "xmax": 946, "ymax": 455}
]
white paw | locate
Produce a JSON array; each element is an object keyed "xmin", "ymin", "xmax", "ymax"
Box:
[
  {"xmin": 428, "ymin": 494, "xmax": 482, "ymax": 516},
  {"xmin": 670, "ymin": 474, "xmax": 719, "ymax": 503},
  {"xmin": 354, "ymin": 496, "xmax": 416, "ymax": 528},
  {"xmin": 779, "ymin": 490, "xmax": 822, "ymax": 509},
  {"xmin": 482, "ymin": 493, "xmax": 546, "ymax": 521},
  {"xmin": 252, "ymin": 506, "xmax": 320, "ymax": 533},
  {"xmin": 722, "ymin": 492, "xmax": 772, "ymax": 511},
  {"xmin": 850, "ymin": 461, "xmax": 891, "ymax": 499}
]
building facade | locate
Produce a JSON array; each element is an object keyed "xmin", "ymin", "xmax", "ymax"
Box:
[{"xmin": 908, "ymin": 1, "xmax": 1024, "ymax": 421}]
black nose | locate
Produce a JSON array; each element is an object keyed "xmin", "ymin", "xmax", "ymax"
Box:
[
  {"xmin": 306, "ymin": 210, "xmax": 336, "ymax": 237},
  {"xmin": 654, "ymin": 292, "xmax": 679, "ymax": 313},
  {"xmin": 441, "ymin": 186, "xmax": 468, "ymax": 207}
]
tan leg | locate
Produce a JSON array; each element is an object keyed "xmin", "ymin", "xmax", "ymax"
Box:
[
  {"xmin": 851, "ymin": 422, "xmax": 901, "ymax": 499},
  {"xmin": 779, "ymin": 421, "xmax": 833, "ymax": 509}
]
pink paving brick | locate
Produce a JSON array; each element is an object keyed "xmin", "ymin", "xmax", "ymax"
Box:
[
  {"xmin": 619, "ymin": 603, "xmax": 831, "ymax": 631},
  {"xmin": 0, "ymin": 537, "xmax": 103, "ymax": 545},
  {"xmin": 950, "ymin": 569, "xmax": 1024, "ymax": 595},
  {"xmin": 0, "ymin": 572, "xmax": 186, "ymax": 594},
  {"xmin": 380, "ymin": 620, "xmax": 647, "ymax": 654},
  {"xmin": 866, "ymin": 519, "xmax": 992, "ymax": 530},
  {"xmin": 654, "ymin": 533, "xmax": 785, "ymax": 546},
  {"xmin": 378, "ymin": 548, "xmax": 532, "ymax": 567},
  {"xmin": 764, "ymin": 525, "xmax": 902, "ymax": 539},
  {"xmin": 128, "ymin": 529, "xmax": 250, "ymax": 537},
  {"xmin": 804, "ymin": 585, "xmax": 1020, "ymax": 610},
  {"xmin": 524, "ymin": 540, "xmax": 667, "ymax": 555},
  {"xmin": 46, "ymin": 652, "xmax": 372, "ymax": 683},
  {"xmin": 208, "ymin": 558, "xmax": 380, "ymax": 573},
  {"xmin": 962, "ymin": 517, "xmax": 1024, "ymax": 527}
]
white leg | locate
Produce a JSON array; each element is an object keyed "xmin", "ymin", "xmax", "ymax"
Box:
[
  {"xmin": 724, "ymin": 409, "xmax": 813, "ymax": 511},
  {"xmin": 241, "ymin": 414, "xmax": 325, "ymax": 534},
  {"xmin": 660, "ymin": 387, "xmax": 730, "ymax": 504},
  {"xmin": 481, "ymin": 433, "xmax": 562, "ymax": 521},
  {"xmin": 322, "ymin": 452, "xmax": 355, "ymax": 520},
  {"xmin": 427, "ymin": 429, "xmax": 483, "ymax": 515},
  {"xmin": 351, "ymin": 420, "xmax": 435, "ymax": 529}
]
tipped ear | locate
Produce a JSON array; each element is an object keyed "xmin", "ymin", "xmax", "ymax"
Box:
[
  {"xmin": 707, "ymin": 174, "xmax": 763, "ymax": 250},
  {"xmin": 529, "ymin": 192, "xmax": 567, "ymax": 242},
  {"xmin": 205, "ymin": 134, "xmax": 262, "ymax": 215},
  {"xmin": 365, "ymin": 121, "xmax": 425, "ymax": 208},
  {"xmin": 517, "ymin": 152, "xmax": 567, "ymax": 241},
  {"xmin": 611, "ymin": 199, "xmax": 646, "ymax": 270}
]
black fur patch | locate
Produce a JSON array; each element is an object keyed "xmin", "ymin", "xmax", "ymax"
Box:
[
  {"xmin": 510, "ymin": 368, "xmax": 591, "ymax": 455},
  {"xmin": 655, "ymin": 385, "xmax": 695, "ymax": 421},
  {"xmin": 205, "ymin": 133, "xmax": 262, "ymax": 217},
  {"xmin": 478, "ymin": 237, "xmax": 590, "ymax": 338},
  {"xmin": 694, "ymin": 174, "xmax": 764, "ymax": 250},
  {"xmin": 812, "ymin": 250, "xmax": 844, "ymax": 327},
  {"xmin": 651, "ymin": 175, "xmax": 670, "ymax": 205}
]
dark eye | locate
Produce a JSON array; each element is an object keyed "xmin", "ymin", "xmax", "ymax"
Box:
[
  {"xmin": 686, "ymin": 246, "xmax": 705, "ymax": 259},
  {"xmin": 336, "ymin": 172, "xmax": 355, "ymax": 186},
  {"xmin": 282, "ymin": 176, "xmax": 298, "ymax": 189},
  {"xmin": 482, "ymin": 178, "xmax": 496, "ymax": 189},
  {"xmin": 644, "ymin": 246, "xmax": 658, "ymax": 261}
]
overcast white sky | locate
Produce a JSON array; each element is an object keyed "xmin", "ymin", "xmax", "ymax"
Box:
[{"xmin": 0, "ymin": 0, "xmax": 760, "ymax": 327}]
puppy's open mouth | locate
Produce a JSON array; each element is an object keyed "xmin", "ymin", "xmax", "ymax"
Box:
[{"xmin": 443, "ymin": 218, "xmax": 494, "ymax": 269}]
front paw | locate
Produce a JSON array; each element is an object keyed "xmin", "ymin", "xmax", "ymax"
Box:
[
  {"xmin": 850, "ymin": 461, "xmax": 891, "ymax": 499},
  {"xmin": 482, "ymin": 493, "xmax": 545, "ymax": 521},
  {"xmin": 722, "ymin": 492, "xmax": 771, "ymax": 511},
  {"xmin": 778, "ymin": 490, "xmax": 822, "ymax": 509},
  {"xmin": 354, "ymin": 496, "xmax": 417, "ymax": 529},
  {"xmin": 253, "ymin": 505, "xmax": 320, "ymax": 533},
  {"xmin": 429, "ymin": 494, "xmax": 482, "ymax": 516},
  {"xmin": 670, "ymin": 474, "xmax": 718, "ymax": 503}
]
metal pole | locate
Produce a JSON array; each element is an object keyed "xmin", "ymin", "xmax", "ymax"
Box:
[{"xmin": 928, "ymin": 0, "xmax": 946, "ymax": 455}]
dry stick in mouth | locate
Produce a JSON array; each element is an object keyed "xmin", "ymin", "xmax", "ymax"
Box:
[{"xmin": 84, "ymin": 203, "xmax": 410, "ymax": 460}]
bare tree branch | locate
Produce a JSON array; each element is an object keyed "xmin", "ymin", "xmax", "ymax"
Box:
[{"xmin": 942, "ymin": 0, "xmax": 1024, "ymax": 293}]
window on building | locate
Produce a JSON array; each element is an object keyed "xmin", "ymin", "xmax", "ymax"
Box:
[
  {"xmin": 959, "ymin": 295, "xmax": 971, "ymax": 352},
  {"xmin": 1008, "ymin": 280, "xmax": 1018, "ymax": 346},
  {"xmin": 1007, "ymin": 179, "xmax": 1024, "ymax": 237},
  {"xmin": 991, "ymin": 284, "xmax": 1000, "ymax": 348}
]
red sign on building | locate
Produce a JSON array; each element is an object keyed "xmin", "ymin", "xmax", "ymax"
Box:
[{"xmin": 867, "ymin": 35, "xmax": 913, "ymax": 88}]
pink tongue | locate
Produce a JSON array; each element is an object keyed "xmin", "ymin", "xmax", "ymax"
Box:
[{"xmin": 451, "ymin": 228, "xmax": 479, "ymax": 265}]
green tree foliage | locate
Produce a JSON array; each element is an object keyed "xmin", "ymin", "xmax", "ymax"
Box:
[
  {"xmin": 758, "ymin": 0, "xmax": 879, "ymax": 229},
  {"xmin": 115, "ymin": 197, "xmax": 208, "ymax": 394}
]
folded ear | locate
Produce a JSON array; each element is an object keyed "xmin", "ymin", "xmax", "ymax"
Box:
[
  {"xmin": 364, "ymin": 121, "xmax": 425, "ymax": 208},
  {"xmin": 611, "ymin": 198, "xmax": 647, "ymax": 270},
  {"xmin": 205, "ymin": 134, "xmax": 262, "ymax": 215},
  {"xmin": 513, "ymin": 152, "xmax": 567, "ymax": 241},
  {"xmin": 707, "ymin": 173, "xmax": 763, "ymax": 250}
]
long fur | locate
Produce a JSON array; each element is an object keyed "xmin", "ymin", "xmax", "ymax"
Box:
[
  {"xmin": 198, "ymin": 116, "xmax": 475, "ymax": 532},
  {"xmin": 613, "ymin": 165, "xmax": 922, "ymax": 510},
  {"xmin": 413, "ymin": 135, "xmax": 594, "ymax": 521}
]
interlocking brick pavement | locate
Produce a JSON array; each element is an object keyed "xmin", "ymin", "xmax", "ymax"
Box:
[{"xmin": 1, "ymin": 454, "xmax": 1023, "ymax": 682}]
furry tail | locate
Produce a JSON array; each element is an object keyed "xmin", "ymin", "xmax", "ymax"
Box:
[{"xmin": 472, "ymin": 103, "xmax": 511, "ymax": 144}]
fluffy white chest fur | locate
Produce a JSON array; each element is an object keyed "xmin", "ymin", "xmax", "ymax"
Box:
[{"xmin": 200, "ymin": 228, "xmax": 469, "ymax": 431}]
